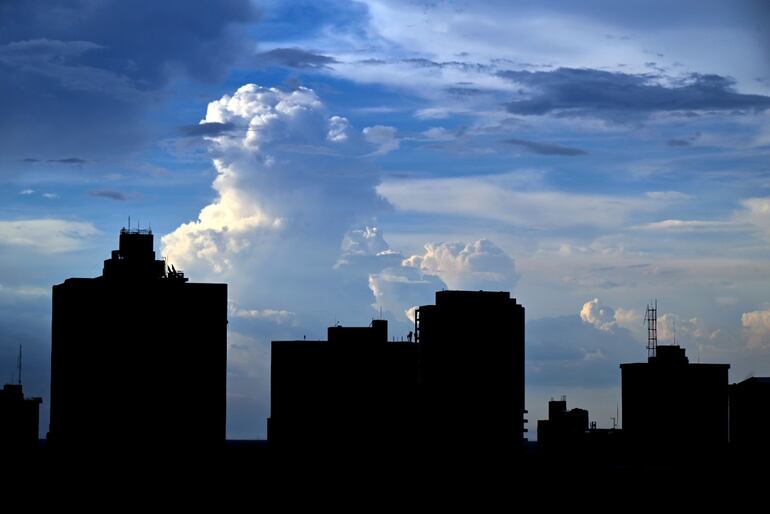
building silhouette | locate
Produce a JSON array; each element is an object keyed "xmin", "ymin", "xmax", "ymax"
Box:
[
  {"xmin": 537, "ymin": 397, "xmax": 588, "ymax": 450},
  {"xmin": 268, "ymin": 319, "xmax": 419, "ymax": 456},
  {"xmin": 416, "ymin": 290, "xmax": 525, "ymax": 458},
  {"xmin": 0, "ymin": 383, "xmax": 42, "ymax": 451},
  {"xmin": 620, "ymin": 345, "xmax": 729, "ymax": 460},
  {"xmin": 49, "ymin": 228, "xmax": 227, "ymax": 450},
  {"xmin": 729, "ymin": 377, "xmax": 770, "ymax": 456}
]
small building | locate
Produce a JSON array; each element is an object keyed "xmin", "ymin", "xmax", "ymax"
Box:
[
  {"xmin": 0, "ymin": 383, "xmax": 42, "ymax": 450},
  {"xmin": 729, "ymin": 377, "xmax": 770, "ymax": 455},
  {"xmin": 269, "ymin": 319, "xmax": 419, "ymax": 455},
  {"xmin": 537, "ymin": 398, "xmax": 588, "ymax": 449}
]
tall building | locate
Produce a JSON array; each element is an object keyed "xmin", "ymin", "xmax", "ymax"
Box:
[
  {"xmin": 620, "ymin": 345, "xmax": 729, "ymax": 457},
  {"xmin": 729, "ymin": 377, "xmax": 770, "ymax": 455},
  {"xmin": 416, "ymin": 290, "xmax": 526, "ymax": 456},
  {"xmin": 0, "ymin": 383, "xmax": 42, "ymax": 451},
  {"xmin": 268, "ymin": 319, "xmax": 419, "ymax": 454},
  {"xmin": 49, "ymin": 228, "xmax": 227, "ymax": 449}
]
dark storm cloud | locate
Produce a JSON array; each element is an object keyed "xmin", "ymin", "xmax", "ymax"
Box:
[
  {"xmin": 502, "ymin": 138, "xmax": 587, "ymax": 156},
  {"xmin": 499, "ymin": 68, "xmax": 770, "ymax": 119},
  {"xmin": 89, "ymin": 190, "xmax": 126, "ymax": 201},
  {"xmin": 179, "ymin": 122, "xmax": 236, "ymax": 137},
  {"xmin": 0, "ymin": 0, "xmax": 258, "ymax": 165},
  {"xmin": 255, "ymin": 48, "xmax": 337, "ymax": 69}
]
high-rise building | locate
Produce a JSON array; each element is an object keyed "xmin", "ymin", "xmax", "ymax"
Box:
[
  {"xmin": 620, "ymin": 345, "xmax": 729, "ymax": 457},
  {"xmin": 416, "ymin": 290, "xmax": 526, "ymax": 456},
  {"xmin": 49, "ymin": 228, "xmax": 227, "ymax": 449}
]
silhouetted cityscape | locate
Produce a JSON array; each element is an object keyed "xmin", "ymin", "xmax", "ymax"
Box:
[{"xmin": 3, "ymin": 228, "xmax": 770, "ymax": 477}]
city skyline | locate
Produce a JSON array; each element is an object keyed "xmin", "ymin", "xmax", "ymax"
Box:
[{"xmin": 1, "ymin": 1, "xmax": 769, "ymax": 439}]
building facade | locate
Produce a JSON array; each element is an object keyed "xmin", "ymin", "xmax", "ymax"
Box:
[
  {"xmin": 416, "ymin": 290, "xmax": 526, "ymax": 456},
  {"xmin": 621, "ymin": 345, "xmax": 729, "ymax": 458},
  {"xmin": 49, "ymin": 228, "xmax": 227, "ymax": 449}
]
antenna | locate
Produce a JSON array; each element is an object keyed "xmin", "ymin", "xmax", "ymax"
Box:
[
  {"xmin": 644, "ymin": 299, "xmax": 658, "ymax": 359},
  {"xmin": 128, "ymin": 216, "xmax": 131, "ymax": 230},
  {"xmin": 17, "ymin": 344, "xmax": 22, "ymax": 386}
]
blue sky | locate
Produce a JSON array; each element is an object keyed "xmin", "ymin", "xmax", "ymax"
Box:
[{"xmin": 1, "ymin": 0, "xmax": 769, "ymax": 438}]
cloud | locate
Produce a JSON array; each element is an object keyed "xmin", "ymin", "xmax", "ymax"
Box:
[
  {"xmin": 178, "ymin": 122, "xmax": 236, "ymax": 137},
  {"xmin": 230, "ymin": 305, "xmax": 296, "ymax": 324},
  {"xmin": 580, "ymin": 298, "xmax": 617, "ymax": 331},
  {"xmin": 667, "ymin": 138, "xmax": 691, "ymax": 147},
  {"xmin": 736, "ymin": 197, "xmax": 770, "ymax": 238},
  {"xmin": 46, "ymin": 157, "xmax": 87, "ymax": 164},
  {"xmin": 528, "ymin": 314, "xmax": 642, "ymax": 387},
  {"xmin": 645, "ymin": 191, "xmax": 692, "ymax": 201},
  {"xmin": 0, "ymin": 219, "xmax": 99, "ymax": 253},
  {"xmin": 162, "ymin": 84, "xmax": 390, "ymax": 330},
  {"xmin": 500, "ymin": 68, "xmax": 770, "ymax": 119},
  {"xmin": 369, "ymin": 266, "xmax": 446, "ymax": 324},
  {"xmin": 658, "ymin": 313, "xmax": 719, "ymax": 343},
  {"xmin": 18, "ymin": 189, "xmax": 34, "ymax": 195},
  {"xmin": 363, "ymin": 125, "xmax": 399, "ymax": 154},
  {"xmin": 402, "ymin": 239, "xmax": 518, "ymax": 291},
  {"xmin": 635, "ymin": 219, "xmax": 744, "ymax": 231},
  {"xmin": 502, "ymin": 138, "xmax": 587, "ymax": 156},
  {"xmin": 0, "ymin": 0, "xmax": 258, "ymax": 163},
  {"xmin": 378, "ymin": 173, "xmax": 649, "ymax": 230},
  {"xmin": 41, "ymin": 192, "xmax": 58, "ymax": 199},
  {"xmin": 255, "ymin": 47, "xmax": 337, "ymax": 69},
  {"xmin": 742, "ymin": 309, "xmax": 770, "ymax": 350},
  {"xmin": 89, "ymin": 190, "xmax": 126, "ymax": 201}
]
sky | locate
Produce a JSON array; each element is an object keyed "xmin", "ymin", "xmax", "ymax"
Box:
[{"xmin": 1, "ymin": 0, "xmax": 769, "ymax": 439}]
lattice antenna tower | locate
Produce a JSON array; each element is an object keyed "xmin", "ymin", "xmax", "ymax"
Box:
[{"xmin": 644, "ymin": 299, "xmax": 658, "ymax": 359}]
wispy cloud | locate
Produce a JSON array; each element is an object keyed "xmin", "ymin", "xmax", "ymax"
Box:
[
  {"xmin": 46, "ymin": 157, "xmax": 87, "ymax": 164},
  {"xmin": 500, "ymin": 68, "xmax": 770, "ymax": 119},
  {"xmin": 378, "ymin": 173, "xmax": 648, "ymax": 230},
  {"xmin": 502, "ymin": 138, "xmax": 586, "ymax": 156},
  {"xmin": 255, "ymin": 48, "xmax": 338, "ymax": 69},
  {"xmin": 0, "ymin": 219, "xmax": 99, "ymax": 253},
  {"xmin": 89, "ymin": 190, "xmax": 126, "ymax": 201},
  {"xmin": 635, "ymin": 219, "xmax": 745, "ymax": 231}
]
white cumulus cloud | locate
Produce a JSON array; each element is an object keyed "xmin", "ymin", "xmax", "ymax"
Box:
[
  {"xmin": 402, "ymin": 239, "xmax": 518, "ymax": 291},
  {"xmin": 658, "ymin": 313, "xmax": 719, "ymax": 343},
  {"xmin": 742, "ymin": 309, "xmax": 770, "ymax": 350},
  {"xmin": 363, "ymin": 124, "xmax": 399, "ymax": 155},
  {"xmin": 580, "ymin": 298, "xmax": 617, "ymax": 332}
]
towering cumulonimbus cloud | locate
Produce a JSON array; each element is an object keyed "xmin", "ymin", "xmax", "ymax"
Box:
[{"xmin": 162, "ymin": 84, "xmax": 389, "ymax": 286}]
